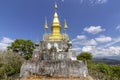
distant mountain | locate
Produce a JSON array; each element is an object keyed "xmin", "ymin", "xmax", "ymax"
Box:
[
  {"xmin": 92, "ymin": 57, "xmax": 120, "ymax": 65},
  {"xmin": 94, "ymin": 55, "xmax": 120, "ymax": 60},
  {"xmin": 106, "ymin": 56, "xmax": 120, "ymax": 60}
]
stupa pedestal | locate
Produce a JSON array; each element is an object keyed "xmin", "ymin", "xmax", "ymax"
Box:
[{"xmin": 20, "ymin": 2, "xmax": 89, "ymax": 79}]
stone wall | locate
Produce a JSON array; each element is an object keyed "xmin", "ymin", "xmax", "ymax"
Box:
[
  {"xmin": 41, "ymin": 60, "xmax": 88, "ymax": 77},
  {"xmin": 20, "ymin": 59, "xmax": 89, "ymax": 78}
]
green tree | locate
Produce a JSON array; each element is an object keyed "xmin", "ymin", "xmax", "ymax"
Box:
[
  {"xmin": 77, "ymin": 52, "xmax": 92, "ymax": 62},
  {"xmin": 7, "ymin": 39, "xmax": 35, "ymax": 60}
]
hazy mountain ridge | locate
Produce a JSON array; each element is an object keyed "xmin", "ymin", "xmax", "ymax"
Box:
[{"xmin": 92, "ymin": 56, "xmax": 120, "ymax": 65}]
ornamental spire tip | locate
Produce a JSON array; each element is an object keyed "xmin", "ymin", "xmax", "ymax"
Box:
[
  {"xmin": 44, "ymin": 17, "xmax": 48, "ymax": 29},
  {"xmin": 54, "ymin": 2, "xmax": 58, "ymax": 12}
]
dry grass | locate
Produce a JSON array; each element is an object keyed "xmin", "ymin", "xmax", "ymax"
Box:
[
  {"xmin": 19, "ymin": 76, "xmax": 94, "ymax": 80},
  {"xmin": 45, "ymin": 76, "xmax": 94, "ymax": 80}
]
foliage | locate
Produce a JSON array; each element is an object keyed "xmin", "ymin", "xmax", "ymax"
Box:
[
  {"xmin": 111, "ymin": 66, "xmax": 120, "ymax": 78},
  {"xmin": 0, "ymin": 51, "xmax": 25, "ymax": 79},
  {"xmin": 97, "ymin": 63, "xmax": 110, "ymax": 74},
  {"xmin": 85, "ymin": 52, "xmax": 120, "ymax": 79},
  {"xmin": 77, "ymin": 52, "xmax": 92, "ymax": 62},
  {"xmin": 88, "ymin": 62, "xmax": 120, "ymax": 80},
  {"xmin": 7, "ymin": 39, "xmax": 35, "ymax": 60}
]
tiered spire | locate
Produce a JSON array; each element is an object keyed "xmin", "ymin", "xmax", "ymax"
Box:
[
  {"xmin": 49, "ymin": 2, "xmax": 62, "ymax": 41},
  {"xmin": 44, "ymin": 17, "xmax": 48, "ymax": 29},
  {"xmin": 52, "ymin": 2, "xmax": 61, "ymax": 27},
  {"xmin": 43, "ymin": 2, "xmax": 69, "ymax": 41},
  {"xmin": 64, "ymin": 19, "xmax": 68, "ymax": 29}
]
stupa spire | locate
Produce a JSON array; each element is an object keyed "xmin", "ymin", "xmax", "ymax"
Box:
[
  {"xmin": 52, "ymin": 2, "xmax": 60, "ymax": 27},
  {"xmin": 49, "ymin": 2, "xmax": 62, "ymax": 41},
  {"xmin": 44, "ymin": 17, "xmax": 48, "ymax": 29},
  {"xmin": 64, "ymin": 19, "xmax": 68, "ymax": 30}
]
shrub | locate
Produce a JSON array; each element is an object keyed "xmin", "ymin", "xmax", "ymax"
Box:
[{"xmin": 0, "ymin": 51, "xmax": 25, "ymax": 79}]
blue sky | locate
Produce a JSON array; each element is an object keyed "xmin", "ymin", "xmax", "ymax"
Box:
[{"xmin": 0, "ymin": 0, "xmax": 120, "ymax": 56}]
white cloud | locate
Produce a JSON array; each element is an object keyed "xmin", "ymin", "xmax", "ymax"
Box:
[
  {"xmin": 85, "ymin": 39, "xmax": 97, "ymax": 45},
  {"xmin": 73, "ymin": 39, "xmax": 97, "ymax": 45},
  {"xmin": 72, "ymin": 36, "xmax": 97, "ymax": 46},
  {"xmin": 84, "ymin": 26, "xmax": 105, "ymax": 34},
  {"xmin": 96, "ymin": 0, "xmax": 108, "ymax": 4},
  {"xmin": 82, "ymin": 46, "xmax": 96, "ymax": 52},
  {"xmin": 61, "ymin": 0, "xmax": 64, "ymax": 2},
  {"xmin": 81, "ymin": 45, "xmax": 120, "ymax": 56},
  {"xmin": 1, "ymin": 37, "xmax": 14, "ymax": 44},
  {"xmin": 0, "ymin": 37, "xmax": 14, "ymax": 50},
  {"xmin": 92, "ymin": 47, "xmax": 112, "ymax": 56},
  {"xmin": 89, "ymin": 0, "xmax": 108, "ymax": 4},
  {"xmin": 71, "ymin": 48, "xmax": 81, "ymax": 51},
  {"xmin": 95, "ymin": 46, "xmax": 120, "ymax": 56},
  {"xmin": 77, "ymin": 35, "xmax": 86, "ymax": 40},
  {"xmin": 72, "ymin": 34, "xmax": 120, "ymax": 57},
  {"xmin": 79, "ymin": 0, "xmax": 108, "ymax": 4},
  {"xmin": 108, "ymin": 46, "xmax": 120, "ymax": 55},
  {"xmin": 0, "ymin": 43, "xmax": 8, "ymax": 50},
  {"xmin": 80, "ymin": 0, "xmax": 83, "ymax": 3},
  {"xmin": 95, "ymin": 35, "xmax": 112, "ymax": 43},
  {"xmin": 116, "ymin": 25, "xmax": 120, "ymax": 31},
  {"xmin": 104, "ymin": 37, "xmax": 120, "ymax": 47},
  {"xmin": 72, "ymin": 35, "xmax": 86, "ymax": 42}
]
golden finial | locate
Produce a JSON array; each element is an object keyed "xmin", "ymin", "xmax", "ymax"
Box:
[
  {"xmin": 64, "ymin": 19, "xmax": 68, "ymax": 29},
  {"xmin": 44, "ymin": 17, "xmax": 48, "ymax": 29},
  {"xmin": 54, "ymin": 2, "xmax": 58, "ymax": 11},
  {"xmin": 52, "ymin": 2, "xmax": 60, "ymax": 27}
]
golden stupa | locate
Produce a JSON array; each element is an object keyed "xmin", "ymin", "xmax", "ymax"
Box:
[
  {"xmin": 20, "ymin": 2, "xmax": 89, "ymax": 79},
  {"xmin": 43, "ymin": 3, "xmax": 69, "ymax": 41}
]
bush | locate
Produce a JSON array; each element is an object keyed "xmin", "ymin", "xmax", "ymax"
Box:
[
  {"xmin": 88, "ymin": 62, "xmax": 120, "ymax": 80},
  {"xmin": 111, "ymin": 66, "xmax": 120, "ymax": 78},
  {"xmin": 97, "ymin": 63, "xmax": 110, "ymax": 74},
  {"xmin": 0, "ymin": 51, "xmax": 25, "ymax": 79}
]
